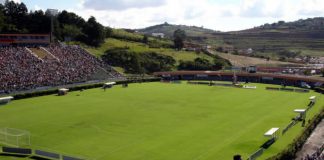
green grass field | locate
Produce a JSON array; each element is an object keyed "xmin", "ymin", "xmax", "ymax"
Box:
[{"xmin": 0, "ymin": 82, "xmax": 323, "ymax": 160}]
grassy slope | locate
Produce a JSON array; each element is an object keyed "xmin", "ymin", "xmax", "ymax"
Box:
[
  {"xmin": 85, "ymin": 38, "xmax": 214, "ymax": 62},
  {"xmin": 215, "ymin": 30, "xmax": 324, "ymax": 57},
  {"xmin": 138, "ymin": 23, "xmax": 217, "ymax": 38},
  {"xmin": 213, "ymin": 52, "xmax": 299, "ymax": 67},
  {"xmin": 0, "ymin": 83, "xmax": 323, "ymax": 160}
]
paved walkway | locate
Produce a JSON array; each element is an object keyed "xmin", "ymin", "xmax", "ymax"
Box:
[{"xmin": 295, "ymin": 119, "xmax": 324, "ymax": 160}]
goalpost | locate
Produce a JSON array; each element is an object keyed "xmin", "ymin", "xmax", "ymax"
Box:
[{"xmin": 0, "ymin": 128, "xmax": 30, "ymax": 147}]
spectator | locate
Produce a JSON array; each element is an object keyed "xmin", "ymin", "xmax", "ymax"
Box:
[{"xmin": 0, "ymin": 44, "xmax": 123, "ymax": 93}]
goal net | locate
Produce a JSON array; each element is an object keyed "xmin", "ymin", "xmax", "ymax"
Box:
[{"xmin": 0, "ymin": 128, "xmax": 30, "ymax": 147}]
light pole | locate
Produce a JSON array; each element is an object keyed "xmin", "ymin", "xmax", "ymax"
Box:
[{"xmin": 46, "ymin": 9, "xmax": 58, "ymax": 43}]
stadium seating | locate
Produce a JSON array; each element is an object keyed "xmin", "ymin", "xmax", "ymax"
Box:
[{"xmin": 0, "ymin": 44, "xmax": 123, "ymax": 93}]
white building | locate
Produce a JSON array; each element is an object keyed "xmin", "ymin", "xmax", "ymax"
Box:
[{"xmin": 152, "ymin": 33, "xmax": 165, "ymax": 38}]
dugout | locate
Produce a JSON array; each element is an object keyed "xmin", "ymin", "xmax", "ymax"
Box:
[
  {"xmin": 0, "ymin": 96, "xmax": 13, "ymax": 105},
  {"xmin": 309, "ymin": 96, "xmax": 316, "ymax": 103},
  {"xmin": 294, "ymin": 109, "xmax": 306, "ymax": 120},
  {"xmin": 58, "ymin": 88, "xmax": 69, "ymax": 96},
  {"xmin": 264, "ymin": 128, "xmax": 280, "ymax": 139},
  {"xmin": 103, "ymin": 82, "xmax": 116, "ymax": 89}
]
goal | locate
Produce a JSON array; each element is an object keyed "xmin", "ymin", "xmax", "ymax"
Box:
[{"xmin": 0, "ymin": 128, "xmax": 30, "ymax": 147}]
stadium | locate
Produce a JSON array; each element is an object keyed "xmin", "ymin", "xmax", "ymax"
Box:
[
  {"xmin": 0, "ymin": 77, "xmax": 323, "ymax": 160},
  {"xmin": 0, "ymin": 1, "xmax": 324, "ymax": 160}
]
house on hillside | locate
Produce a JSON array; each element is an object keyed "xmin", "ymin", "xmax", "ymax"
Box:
[
  {"xmin": 183, "ymin": 42, "xmax": 203, "ymax": 51},
  {"xmin": 152, "ymin": 33, "xmax": 165, "ymax": 38}
]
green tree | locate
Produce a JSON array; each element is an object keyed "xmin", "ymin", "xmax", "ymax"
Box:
[
  {"xmin": 82, "ymin": 16, "xmax": 105, "ymax": 46},
  {"xmin": 212, "ymin": 58, "xmax": 225, "ymax": 70},
  {"xmin": 142, "ymin": 34, "xmax": 149, "ymax": 44},
  {"xmin": 57, "ymin": 10, "xmax": 85, "ymax": 27},
  {"xmin": 178, "ymin": 60, "xmax": 195, "ymax": 70},
  {"xmin": 173, "ymin": 29, "xmax": 186, "ymax": 50},
  {"xmin": 28, "ymin": 10, "xmax": 50, "ymax": 33},
  {"xmin": 56, "ymin": 10, "xmax": 86, "ymax": 41},
  {"xmin": 194, "ymin": 57, "xmax": 211, "ymax": 70},
  {"xmin": 104, "ymin": 27, "xmax": 113, "ymax": 38},
  {"xmin": 3, "ymin": 0, "xmax": 28, "ymax": 33},
  {"xmin": 62, "ymin": 24, "xmax": 82, "ymax": 41},
  {"xmin": 102, "ymin": 49, "xmax": 175, "ymax": 74},
  {"xmin": 0, "ymin": 4, "xmax": 5, "ymax": 32}
]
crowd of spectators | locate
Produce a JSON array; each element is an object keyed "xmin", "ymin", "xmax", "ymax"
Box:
[
  {"xmin": 300, "ymin": 144, "xmax": 324, "ymax": 160},
  {"xmin": 0, "ymin": 44, "xmax": 123, "ymax": 93}
]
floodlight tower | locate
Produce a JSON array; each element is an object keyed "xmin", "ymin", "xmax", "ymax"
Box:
[{"xmin": 46, "ymin": 9, "xmax": 59, "ymax": 43}]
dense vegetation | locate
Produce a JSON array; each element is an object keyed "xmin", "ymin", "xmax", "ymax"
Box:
[
  {"xmin": 173, "ymin": 29, "xmax": 186, "ymax": 50},
  {"xmin": 258, "ymin": 18, "xmax": 324, "ymax": 30},
  {"xmin": 110, "ymin": 29, "xmax": 173, "ymax": 48},
  {"xmin": 0, "ymin": 0, "xmax": 105, "ymax": 46},
  {"xmin": 178, "ymin": 57, "xmax": 227, "ymax": 71},
  {"xmin": 102, "ymin": 48, "xmax": 176, "ymax": 74}
]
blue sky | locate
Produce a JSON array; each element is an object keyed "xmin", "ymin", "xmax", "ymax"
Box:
[{"xmin": 4, "ymin": 0, "xmax": 324, "ymax": 31}]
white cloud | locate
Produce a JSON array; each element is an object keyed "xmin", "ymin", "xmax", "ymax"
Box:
[
  {"xmin": 82, "ymin": 0, "xmax": 167, "ymax": 10},
  {"xmin": 33, "ymin": 5, "xmax": 43, "ymax": 11},
  {"xmin": 66, "ymin": 0, "xmax": 324, "ymax": 31}
]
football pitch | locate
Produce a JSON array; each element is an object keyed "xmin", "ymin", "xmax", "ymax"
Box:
[{"xmin": 0, "ymin": 82, "xmax": 323, "ymax": 160}]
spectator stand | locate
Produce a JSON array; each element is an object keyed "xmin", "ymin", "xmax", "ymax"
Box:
[
  {"xmin": 0, "ymin": 45, "xmax": 124, "ymax": 94},
  {"xmin": 299, "ymin": 144, "xmax": 324, "ymax": 160}
]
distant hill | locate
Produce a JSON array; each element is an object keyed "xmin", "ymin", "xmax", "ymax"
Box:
[
  {"xmin": 254, "ymin": 17, "xmax": 324, "ymax": 31},
  {"xmin": 209, "ymin": 18, "xmax": 324, "ymax": 56},
  {"xmin": 137, "ymin": 18, "xmax": 324, "ymax": 57},
  {"xmin": 137, "ymin": 22, "xmax": 218, "ymax": 39}
]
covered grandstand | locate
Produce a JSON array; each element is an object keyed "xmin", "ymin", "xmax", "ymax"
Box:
[
  {"xmin": 154, "ymin": 71, "xmax": 324, "ymax": 87},
  {"xmin": 0, "ymin": 34, "xmax": 50, "ymax": 47}
]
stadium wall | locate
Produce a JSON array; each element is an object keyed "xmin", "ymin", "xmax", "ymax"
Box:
[{"xmin": 11, "ymin": 78, "xmax": 160, "ymax": 100}]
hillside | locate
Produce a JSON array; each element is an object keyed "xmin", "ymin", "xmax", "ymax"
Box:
[
  {"xmin": 254, "ymin": 17, "xmax": 324, "ymax": 31},
  {"xmin": 213, "ymin": 18, "xmax": 324, "ymax": 56},
  {"xmin": 212, "ymin": 51, "xmax": 298, "ymax": 67},
  {"xmin": 137, "ymin": 22, "xmax": 218, "ymax": 40},
  {"xmin": 85, "ymin": 38, "xmax": 213, "ymax": 62},
  {"xmin": 139, "ymin": 18, "xmax": 324, "ymax": 57}
]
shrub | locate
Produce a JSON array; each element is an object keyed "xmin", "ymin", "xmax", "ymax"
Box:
[{"xmin": 102, "ymin": 48, "xmax": 176, "ymax": 74}]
